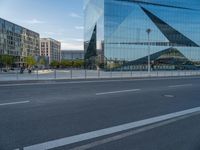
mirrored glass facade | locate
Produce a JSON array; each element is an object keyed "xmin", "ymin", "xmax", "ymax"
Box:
[{"xmin": 84, "ymin": 0, "xmax": 200, "ymax": 70}]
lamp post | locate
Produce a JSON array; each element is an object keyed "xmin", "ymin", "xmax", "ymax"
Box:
[{"xmin": 146, "ymin": 28, "xmax": 152, "ymax": 76}]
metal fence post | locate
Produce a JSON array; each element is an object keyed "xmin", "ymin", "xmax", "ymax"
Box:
[
  {"xmin": 121, "ymin": 68, "xmax": 123, "ymax": 78},
  {"xmin": 54, "ymin": 69, "xmax": 57, "ymax": 79},
  {"xmin": 16, "ymin": 68, "xmax": 19, "ymax": 80},
  {"xmin": 70, "ymin": 68, "xmax": 72, "ymax": 79},
  {"xmin": 98, "ymin": 69, "xmax": 100, "ymax": 79},
  {"xmin": 85, "ymin": 69, "xmax": 87, "ymax": 79},
  {"xmin": 36, "ymin": 68, "xmax": 39, "ymax": 80},
  {"xmin": 131, "ymin": 66, "xmax": 133, "ymax": 77}
]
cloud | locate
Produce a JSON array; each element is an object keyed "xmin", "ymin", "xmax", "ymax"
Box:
[
  {"xmin": 73, "ymin": 38, "xmax": 84, "ymax": 42},
  {"xmin": 24, "ymin": 19, "xmax": 45, "ymax": 24},
  {"xmin": 42, "ymin": 31, "xmax": 63, "ymax": 36},
  {"xmin": 75, "ymin": 26, "xmax": 84, "ymax": 30},
  {"xmin": 69, "ymin": 12, "xmax": 82, "ymax": 18},
  {"xmin": 61, "ymin": 42, "xmax": 83, "ymax": 50},
  {"xmin": 59, "ymin": 38, "xmax": 84, "ymax": 42}
]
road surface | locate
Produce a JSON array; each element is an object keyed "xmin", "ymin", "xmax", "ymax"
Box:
[{"xmin": 0, "ymin": 76, "xmax": 200, "ymax": 150}]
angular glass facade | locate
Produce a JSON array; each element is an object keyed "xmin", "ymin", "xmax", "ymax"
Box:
[{"xmin": 84, "ymin": 0, "xmax": 200, "ymax": 70}]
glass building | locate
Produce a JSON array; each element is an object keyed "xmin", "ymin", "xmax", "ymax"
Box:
[
  {"xmin": 84, "ymin": 0, "xmax": 200, "ymax": 70},
  {"xmin": 61, "ymin": 50, "xmax": 84, "ymax": 61},
  {"xmin": 0, "ymin": 18, "xmax": 40, "ymax": 66}
]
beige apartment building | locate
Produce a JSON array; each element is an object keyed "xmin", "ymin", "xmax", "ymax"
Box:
[
  {"xmin": 40, "ymin": 38, "xmax": 61, "ymax": 64},
  {"xmin": 0, "ymin": 18, "xmax": 40, "ymax": 66}
]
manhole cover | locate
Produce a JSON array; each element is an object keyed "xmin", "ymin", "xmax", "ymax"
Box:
[{"xmin": 164, "ymin": 95, "xmax": 175, "ymax": 98}]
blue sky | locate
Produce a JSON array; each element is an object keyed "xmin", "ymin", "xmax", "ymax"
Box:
[{"xmin": 0, "ymin": 0, "xmax": 84, "ymax": 50}]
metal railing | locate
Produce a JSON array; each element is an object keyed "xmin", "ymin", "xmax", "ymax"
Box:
[{"xmin": 0, "ymin": 69, "xmax": 200, "ymax": 81}]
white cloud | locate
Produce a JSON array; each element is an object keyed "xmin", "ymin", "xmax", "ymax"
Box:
[
  {"xmin": 75, "ymin": 26, "xmax": 84, "ymax": 30},
  {"xmin": 23, "ymin": 19, "xmax": 45, "ymax": 24},
  {"xmin": 73, "ymin": 38, "xmax": 84, "ymax": 42},
  {"xmin": 42, "ymin": 31, "xmax": 63, "ymax": 36},
  {"xmin": 69, "ymin": 12, "xmax": 82, "ymax": 18},
  {"xmin": 61, "ymin": 42, "xmax": 83, "ymax": 50},
  {"xmin": 59, "ymin": 38, "xmax": 84, "ymax": 42}
]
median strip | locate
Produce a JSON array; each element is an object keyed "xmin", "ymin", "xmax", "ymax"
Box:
[
  {"xmin": 0, "ymin": 101, "xmax": 30, "ymax": 106},
  {"xmin": 96, "ymin": 89, "xmax": 141, "ymax": 96},
  {"xmin": 23, "ymin": 106, "xmax": 200, "ymax": 150}
]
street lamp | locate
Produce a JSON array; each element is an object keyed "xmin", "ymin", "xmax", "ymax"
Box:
[{"xmin": 146, "ymin": 28, "xmax": 152, "ymax": 76}]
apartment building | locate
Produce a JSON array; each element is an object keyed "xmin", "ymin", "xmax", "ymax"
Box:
[
  {"xmin": 40, "ymin": 38, "xmax": 61, "ymax": 64},
  {"xmin": 0, "ymin": 18, "xmax": 40, "ymax": 65}
]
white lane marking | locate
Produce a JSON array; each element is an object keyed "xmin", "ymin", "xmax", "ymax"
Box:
[
  {"xmin": 96, "ymin": 89, "xmax": 141, "ymax": 96},
  {"xmin": 168, "ymin": 84, "xmax": 193, "ymax": 88},
  {"xmin": 0, "ymin": 101, "xmax": 30, "ymax": 106},
  {"xmin": 69, "ymin": 112, "xmax": 199, "ymax": 150},
  {"xmin": 23, "ymin": 106, "xmax": 200, "ymax": 150},
  {"xmin": 164, "ymin": 95, "xmax": 175, "ymax": 98},
  {"xmin": 0, "ymin": 76, "xmax": 200, "ymax": 87}
]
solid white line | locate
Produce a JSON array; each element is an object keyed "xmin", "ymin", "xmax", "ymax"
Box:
[
  {"xmin": 0, "ymin": 101, "xmax": 30, "ymax": 106},
  {"xmin": 23, "ymin": 106, "xmax": 200, "ymax": 150},
  {"xmin": 168, "ymin": 84, "xmax": 193, "ymax": 88},
  {"xmin": 69, "ymin": 112, "xmax": 199, "ymax": 150},
  {"xmin": 96, "ymin": 89, "xmax": 141, "ymax": 96}
]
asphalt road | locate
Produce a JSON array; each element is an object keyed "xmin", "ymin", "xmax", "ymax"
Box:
[{"xmin": 0, "ymin": 77, "xmax": 200, "ymax": 150}]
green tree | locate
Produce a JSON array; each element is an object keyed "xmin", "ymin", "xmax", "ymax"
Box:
[
  {"xmin": 38, "ymin": 57, "xmax": 46, "ymax": 66},
  {"xmin": 0, "ymin": 54, "xmax": 14, "ymax": 69},
  {"xmin": 25, "ymin": 56, "xmax": 36, "ymax": 69},
  {"xmin": 50, "ymin": 60, "xmax": 60, "ymax": 68},
  {"xmin": 73, "ymin": 60, "xmax": 84, "ymax": 68},
  {"xmin": 60, "ymin": 60, "xmax": 72, "ymax": 68}
]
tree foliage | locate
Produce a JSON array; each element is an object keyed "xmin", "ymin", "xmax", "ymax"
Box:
[
  {"xmin": 50, "ymin": 60, "xmax": 60, "ymax": 68},
  {"xmin": 38, "ymin": 57, "xmax": 46, "ymax": 66},
  {"xmin": 51, "ymin": 59, "xmax": 85, "ymax": 69},
  {"xmin": 25, "ymin": 56, "xmax": 36, "ymax": 68},
  {"xmin": 0, "ymin": 54, "xmax": 14, "ymax": 68},
  {"xmin": 60, "ymin": 60, "xmax": 72, "ymax": 68}
]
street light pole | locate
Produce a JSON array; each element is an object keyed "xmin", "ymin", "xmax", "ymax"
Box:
[{"xmin": 146, "ymin": 28, "xmax": 152, "ymax": 76}]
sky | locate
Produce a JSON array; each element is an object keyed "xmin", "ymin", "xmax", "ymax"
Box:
[{"xmin": 0, "ymin": 0, "xmax": 84, "ymax": 50}]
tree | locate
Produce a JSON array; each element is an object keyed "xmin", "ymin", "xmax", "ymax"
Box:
[
  {"xmin": 25, "ymin": 56, "xmax": 36, "ymax": 69},
  {"xmin": 60, "ymin": 60, "xmax": 72, "ymax": 68},
  {"xmin": 73, "ymin": 60, "xmax": 84, "ymax": 68},
  {"xmin": 0, "ymin": 54, "xmax": 14, "ymax": 70},
  {"xmin": 50, "ymin": 60, "xmax": 60, "ymax": 68},
  {"xmin": 39, "ymin": 57, "xmax": 46, "ymax": 66}
]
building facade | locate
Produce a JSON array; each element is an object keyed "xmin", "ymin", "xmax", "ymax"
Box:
[
  {"xmin": 84, "ymin": 0, "xmax": 200, "ymax": 70},
  {"xmin": 0, "ymin": 18, "xmax": 40, "ymax": 65},
  {"xmin": 61, "ymin": 50, "xmax": 84, "ymax": 60},
  {"xmin": 40, "ymin": 38, "xmax": 61, "ymax": 64}
]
